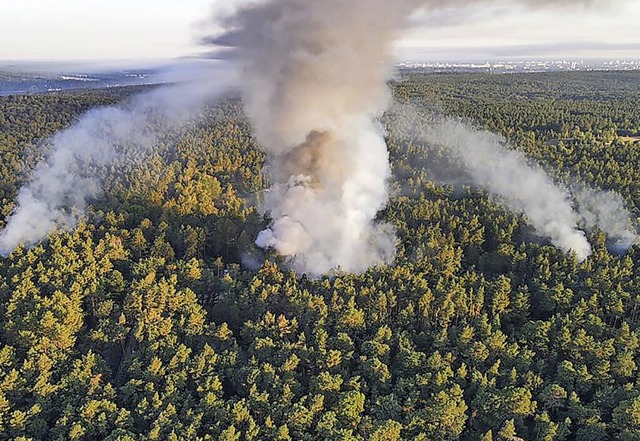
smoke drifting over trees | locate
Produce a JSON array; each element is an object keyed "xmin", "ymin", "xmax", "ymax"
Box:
[
  {"xmin": 574, "ymin": 184, "xmax": 640, "ymax": 253},
  {"xmin": 398, "ymin": 111, "xmax": 592, "ymax": 260},
  {"xmin": 388, "ymin": 107, "xmax": 639, "ymax": 260},
  {"xmin": 0, "ymin": 74, "xmax": 235, "ymax": 256},
  {"xmin": 207, "ymin": 0, "xmax": 622, "ymax": 273},
  {"xmin": 0, "ymin": 0, "xmax": 633, "ymax": 274}
]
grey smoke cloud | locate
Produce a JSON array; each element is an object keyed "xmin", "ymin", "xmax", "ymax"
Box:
[
  {"xmin": 208, "ymin": 0, "xmax": 413, "ymax": 275},
  {"xmin": 207, "ymin": 0, "xmax": 605, "ymax": 274},
  {"xmin": 1, "ymin": 0, "xmax": 618, "ymax": 270},
  {"xmin": 0, "ymin": 64, "xmax": 237, "ymax": 256}
]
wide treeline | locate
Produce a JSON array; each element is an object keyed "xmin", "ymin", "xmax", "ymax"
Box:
[{"xmin": 0, "ymin": 72, "xmax": 639, "ymax": 440}]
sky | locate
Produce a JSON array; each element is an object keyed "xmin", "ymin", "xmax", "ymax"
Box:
[{"xmin": 0, "ymin": 0, "xmax": 639, "ymax": 63}]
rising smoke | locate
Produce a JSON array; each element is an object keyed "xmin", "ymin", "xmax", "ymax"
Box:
[
  {"xmin": 573, "ymin": 184, "xmax": 639, "ymax": 253},
  {"xmin": 0, "ymin": 65, "xmax": 236, "ymax": 256},
  {"xmin": 207, "ymin": 0, "xmax": 610, "ymax": 274},
  {"xmin": 1, "ymin": 0, "xmax": 629, "ymax": 273},
  {"xmin": 391, "ymin": 109, "xmax": 592, "ymax": 259},
  {"xmin": 208, "ymin": 0, "xmax": 416, "ymax": 275}
]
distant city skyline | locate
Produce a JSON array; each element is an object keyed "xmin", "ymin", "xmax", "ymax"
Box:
[{"xmin": 1, "ymin": 0, "xmax": 639, "ymax": 62}]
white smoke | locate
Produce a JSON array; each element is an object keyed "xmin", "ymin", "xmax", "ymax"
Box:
[
  {"xmin": 209, "ymin": 0, "xmax": 416, "ymax": 275},
  {"xmin": 2, "ymin": 0, "xmax": 617, "ymax": 270},
  {"xmin": 0, "ymin": 63, "xmax": 237, "ymax": 256},
  {"xmin": 428, "ymin": 118, "xmax": 592, "ymax": 260},
  {"xmin": 207, "ymin": 0, "xmax": 607, "ymax": 275},
  {"xmin": 573, "ymin": 185, "xmax": 639, "ymax": 253},
  {"xmin": 389, "ymin": 106, "xmax": 638, "ymax": 260}
]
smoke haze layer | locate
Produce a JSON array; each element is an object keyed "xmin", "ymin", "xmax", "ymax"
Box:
[{"xmin": 0, "ymin": 65, "xmax": 236, "ymax": 256}]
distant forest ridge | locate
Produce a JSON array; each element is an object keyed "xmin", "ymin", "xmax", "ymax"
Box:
[
  {"xmin": 2, "ymin": 58, "xmax": 640, "ymax": 96},
  {"xmin": 0, "ymin": 68, "xmax": 162, "ymax": 96}
]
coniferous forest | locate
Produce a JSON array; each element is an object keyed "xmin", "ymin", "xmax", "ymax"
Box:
[{"xmin": 1, "ymin": 71, "xmax": 640, "ymax": 440}]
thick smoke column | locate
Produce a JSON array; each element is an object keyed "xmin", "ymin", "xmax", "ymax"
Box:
[
  {"xmin": 210, "ymin": 0, "xmax": 603, "ymax": 274},
  {"xmin": 0, "ymin": 68, "xmax": 235, "ymax": 256},
  {"xmin": 210, "ymin": 0, "xmax": 418, "ymax": 275}
]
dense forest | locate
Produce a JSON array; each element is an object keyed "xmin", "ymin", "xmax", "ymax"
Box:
[{"xmin": 1, "ymin": 71, "xmax": 640, "ymax": 440}]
